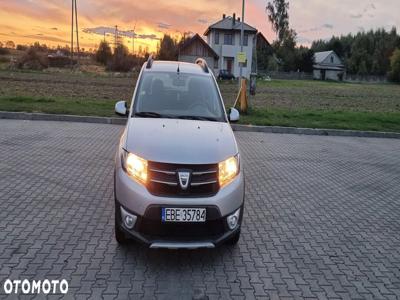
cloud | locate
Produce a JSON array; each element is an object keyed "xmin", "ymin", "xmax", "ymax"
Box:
[
  {"xmin": 83, "ymin": 26, "xmax": 160, "ymax": 40},
  {"xmin": 50, "ymin": 27, "xmax": 58, "ymax": 31},
  {"xmin": 138, "ymin": 34, "xmax": 159, "ymax": 40},
  {"xmin": 322, "ymin": 24, "xmax": 334, "ymax": 29},
  {"xmin": 298, "ymin": 24, "xmax": 334, "ymax": 33},
  {"xmin": 350, "ymin": 13, "xmax": 363, "ymax": 19},
  {"xmin": 296, "ymin": 36, "xmax": 312, "ymax": 44},
  {"xmin": 197, "ymin": 19, "xmax": 208, "ymax": 24},
  {"xmin": 157, "ymin": 22, "xmax": 171, "ymax": 29}
]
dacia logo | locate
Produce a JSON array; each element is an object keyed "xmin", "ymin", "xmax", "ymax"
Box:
[{"xmin": 178, "ymin": 171, "xmax": 191, "ymax": 190}]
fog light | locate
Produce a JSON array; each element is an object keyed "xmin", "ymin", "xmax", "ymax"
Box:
[
  {"xmin": 120, "ymin": 206, "xmax": 137, "ymax": 229},
  {"xmin": 226, "ymin": 208, "xmax": 240, "ymax": 230}
]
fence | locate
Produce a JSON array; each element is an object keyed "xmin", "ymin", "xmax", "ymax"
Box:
[
  {"xmin": 345, "ymin": 74, "xmax": 387, "ymax": 83},
  {"xmin": 258, "ymin": 70, "xmax": 313, "ymax": 80}
]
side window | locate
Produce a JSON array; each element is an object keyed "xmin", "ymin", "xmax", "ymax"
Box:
[{"xmin": 214, "ymin": 32, "xmax": 219, "ymax": 45}]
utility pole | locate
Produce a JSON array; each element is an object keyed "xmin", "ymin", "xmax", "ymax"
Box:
[
  {"xmin": 70, "ymin": 0, "xmax": 74, "ymax": 66},
  {"xmin": 132, "ymin": 21, "xmax": 137, "ymax": 55},
  {"xmin": 114, "ymin": 25, "xmax": 118, "ymax": 50},
  {"xmin": 74, "ymin": 0, "xmax": 80, "ymax": 57},
  {"xmin": 70, "ymin": 0, "xmax": 79, "ymax": 67},
  {"xmin": 239, "ymin": 0, "xmax": 245, "ymax": 83}
]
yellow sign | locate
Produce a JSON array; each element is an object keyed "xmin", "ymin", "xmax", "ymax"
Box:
[{"xmin": 237, "ymin": 52, "xmax": 247, "ymax": 63}]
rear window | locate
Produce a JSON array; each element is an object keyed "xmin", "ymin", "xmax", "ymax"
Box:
[{"xmin": 132, "ymin": 71, "xmax": 226, "ymax": 122}]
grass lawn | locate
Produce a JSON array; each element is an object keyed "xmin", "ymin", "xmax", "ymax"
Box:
[
  {"xmin": 239, "ymin": 108, "xmax": 400, "ymax": 132},
  {"xmin": 0, "ymin": 70, "xmax": 399, "ymax": 132},
  {"xmin": 0, "ymin": 96, "xmax": 116, "ymax": 117}
]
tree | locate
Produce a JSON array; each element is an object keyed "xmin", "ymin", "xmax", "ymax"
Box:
[
  {"xmin": 95, "ymin": 40, "xmax": 112, "ymax": 65},
  {"xmin": 107, "ymin": 43, "xmax": 134, "ymax": 72},
  {"xmin": 266, "ymin": 0, "xmax": 289, "ymax": 44},
  {"xmin": 389, "ymin": 48, "xmax": 400, "ymax": 82},
  {"xmin": 157, "ymin": 34, "xmax": 177, "ymax": 61},
  {"xmin": 311, "ymin": 27, "xmax": 400, "ymax": 75},
  {"xmin": 5, "ymin": 41, "xmax": 15, "ymax": 49},
  {"xmin": 295, "ymin": 46, "xmax": 315, "ymax": 72}
]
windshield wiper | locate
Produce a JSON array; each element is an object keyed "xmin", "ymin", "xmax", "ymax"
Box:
[
  {"xmin": 177, "ymin": 115, "xmax": 219, "ymax": 121},
  {"xmin": 134, "ymin": 111, "xmax": 164, "ymax": 118}
]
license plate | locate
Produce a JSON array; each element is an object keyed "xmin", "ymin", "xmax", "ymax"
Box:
[{"xmin": 162, "ymin": 208, "xmax": 206, "ymax": 222}]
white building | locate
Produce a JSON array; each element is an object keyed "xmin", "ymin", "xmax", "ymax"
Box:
[
  {"xmin": 204, "ymin": 14, "xmax": 257, "ymax": 78},
  {"xmin": 313, "ymin": 50, "xmax": 345, "ymax": 81}
]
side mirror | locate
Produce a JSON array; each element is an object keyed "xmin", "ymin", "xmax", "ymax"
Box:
[
  {"xmin": 228, "ymin": 107, "xmax": 240, "ymax": 122},
  {"xmin": 115, "ymin": 101, "xmax": 128, "ymax": 116}
]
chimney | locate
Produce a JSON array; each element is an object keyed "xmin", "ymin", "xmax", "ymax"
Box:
[
  {"xmin": 222, "ymin": 14, "xmax": 226, "ymax": 19},
  {"xmin": 233, "ymin": 13, "xmax": 236, "ymax": 25}
]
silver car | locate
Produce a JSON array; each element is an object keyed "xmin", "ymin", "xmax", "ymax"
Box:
[{"xmin": 114, "ymin": 57, "xmax": 245, "ymax": 249}]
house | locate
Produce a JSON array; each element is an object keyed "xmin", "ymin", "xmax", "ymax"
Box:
[
  {"xmin": 178, "ymin": 34, "xmax": 219, "ymax": 71},
  {"xmin": 255, "ymin": 32, "xmax": 274, "ymax": 72},
  {"xmin": 204, "ymin": 14, "xmax": 258, "ymax": 78},
  {"xmin": 313, "ymin": 50, "xmax": 345, "ymax": 81}
]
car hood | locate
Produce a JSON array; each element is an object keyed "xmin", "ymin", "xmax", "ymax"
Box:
[{"xmin": 124, "ymin": 118, "xmax": 238, "ymax": 164}]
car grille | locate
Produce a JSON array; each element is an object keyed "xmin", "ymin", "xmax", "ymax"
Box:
[{"xmin": 147, "ymin": 161, "xmax": 219, "ymax": 197}]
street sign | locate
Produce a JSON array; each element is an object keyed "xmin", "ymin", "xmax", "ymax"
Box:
[{"xmin": 237, "ymin": 52, "xmax": 247, "ymax": 63}]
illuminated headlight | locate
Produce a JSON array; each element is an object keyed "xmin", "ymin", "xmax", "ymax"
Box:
[
  {"xmin": 121, "ymin": 150, "xmax": 148, "ymax": 185},
  {"xmin": 218, "ymin": 155, "xmax": 239, "ymax": 187}
]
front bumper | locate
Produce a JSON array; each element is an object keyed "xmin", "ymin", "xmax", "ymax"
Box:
[{"xmin": 116, "ymin": 201, "xmax": 243, "ymax": 248}]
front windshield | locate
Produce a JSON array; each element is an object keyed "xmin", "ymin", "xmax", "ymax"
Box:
[{"xmin": 132, "ymin": 71, "xmax": 226, "ymax": 122}]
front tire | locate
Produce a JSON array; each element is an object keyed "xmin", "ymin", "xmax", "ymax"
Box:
[
  {"xmin": 226, "ymin": 230, "xmax": 240, "ymax": 245},
  {"xmin": 115, "ymin": 202, "xmax": 128, "ymax": 244},
  {"xmin": 115, "ymin": 217, "xmax": 128, "ymax": 244}
]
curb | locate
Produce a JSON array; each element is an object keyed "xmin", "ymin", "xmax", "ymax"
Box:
[
  {"xmin": 1, "ymin": 111, "xmax": 399, "ymax": 139},
  {"xmin": 0, "ymin": 111, "xmax": 127, "ymax": 125},
  {"xmin": 231, "ymin": 124, "xmax": 400, "ymax": 139}
]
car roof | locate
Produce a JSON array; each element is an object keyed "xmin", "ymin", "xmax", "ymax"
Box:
[{"xmin": 143, "ymin": 60, "xmax": 211, "ymax": 76}]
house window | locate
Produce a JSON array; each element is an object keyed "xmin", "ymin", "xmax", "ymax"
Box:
[
  {"xmin": 214, "ymin": 32, "xmax": 219, "ymax": 45},
  {"xmin": 224, "ymin": 34, "xmax": 234, "ymax": 45},
  {"xmin": 214, "ymin": 58, "xmax": 218, "ymax": 69},
  {"xmin": 242, "ymin": 34, "xmax": 249, "ymax": 46},
  {"xmin": 330, "ymin": 56, "xmax": 334, "ymax": 63}
]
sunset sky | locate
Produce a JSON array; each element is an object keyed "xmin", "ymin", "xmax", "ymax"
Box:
[{"xmin": 0, "ymin": 0, "xmax": 399, "ymax": 53}]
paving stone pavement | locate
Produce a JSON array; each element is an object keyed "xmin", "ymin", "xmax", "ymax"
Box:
[{"xmin": 0, "ymin": 119, "xmax": 400, "ymax": 299}]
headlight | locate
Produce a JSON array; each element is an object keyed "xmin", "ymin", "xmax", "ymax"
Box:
[
  {"xmin": 121, "ymin": 150, "xmax": 148, "ymax": 185},
  {"xmin": 218, "ymin": 155, "xmax": 239, "ymax": 187}
]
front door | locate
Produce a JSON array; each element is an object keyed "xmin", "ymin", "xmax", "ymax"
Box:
[{"xmin": 226, "ymin": 58, "xmax": 233, "ymax": 74}]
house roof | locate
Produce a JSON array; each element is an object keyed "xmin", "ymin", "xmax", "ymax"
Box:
[
  {"xmin": 314, "ymin": 50, "xmax": 335, "ymax": 64},
  {"xmin": 204, "ymin": 16, "xmax": 257, "ymax": 35},
  {"xmin": 256, "ymin": 32, "xmax": 271, "ymax": 46},
  {"xmin": 179, "ymin": 33, "xmax": 219, "ymax": 59}
]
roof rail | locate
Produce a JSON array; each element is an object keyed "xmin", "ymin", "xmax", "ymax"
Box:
[
  {"xmin": 146, "ymin": 54, "xmax": 154, "ymax": 69},
  {"xmin": 195, "ymin": 58, "xmax": 209, "ymax": 73}
]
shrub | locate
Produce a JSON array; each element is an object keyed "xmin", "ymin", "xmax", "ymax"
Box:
[
  {"xmin": 16, "ymin": 45, "xmax": 28, "ymax": 51},
  {"xmin": 106, "ymin": 44, "xmax": 134, "ymax": 72},
  {"xmin": 95, "ymin": 41, "xmax": 112, "ymax": 65},
  {"xmin": 0, "ymin": 48, "xmax": 10, "ymax": 55},
  {"xmin": 17, "ymin": 48, "xmax": 48, "ymax": 70},
  {"xmin": 389, "ymin": 48, "xmax": 400, "ymax": 83}
]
